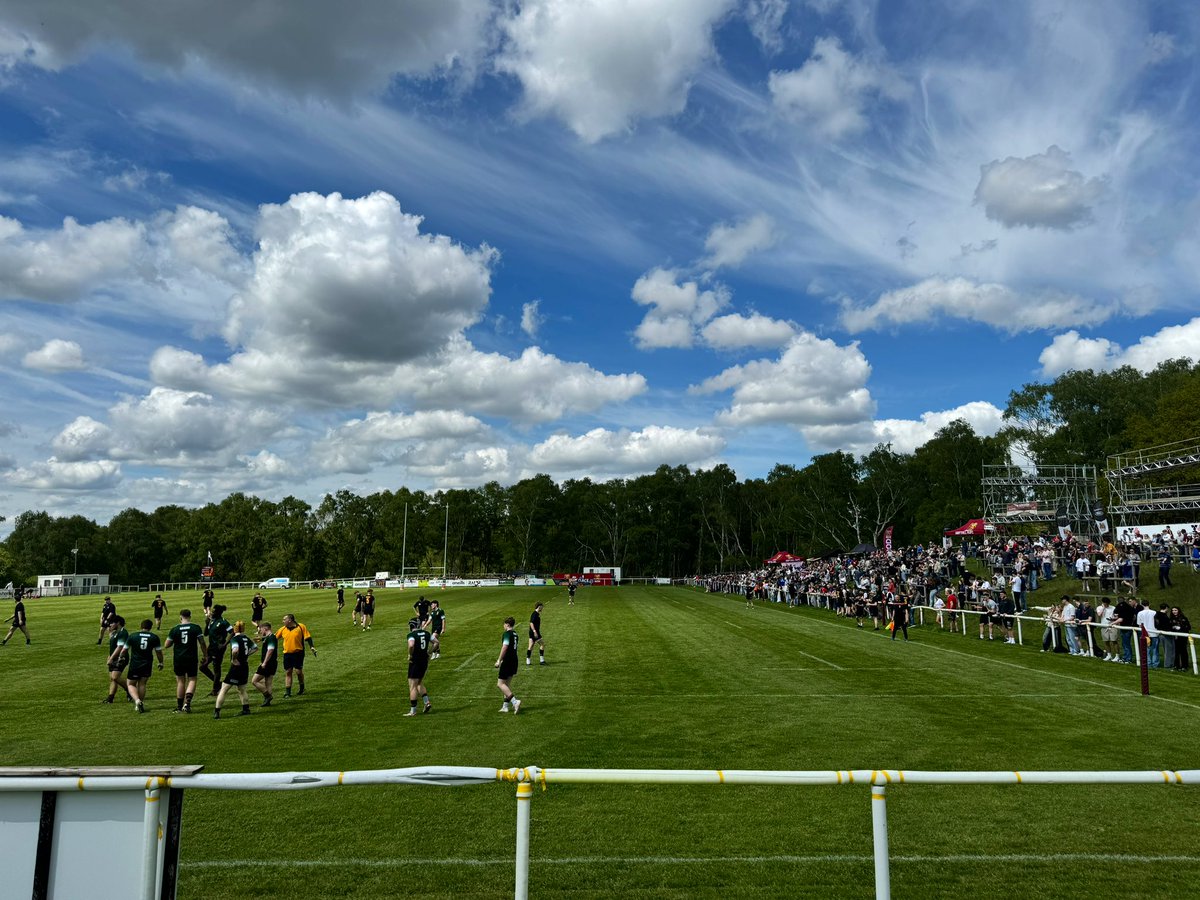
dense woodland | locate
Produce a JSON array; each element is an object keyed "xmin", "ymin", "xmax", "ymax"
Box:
[{"xmin": 3, "ymin": 361, "xmax": 1198, "ymax": 586}]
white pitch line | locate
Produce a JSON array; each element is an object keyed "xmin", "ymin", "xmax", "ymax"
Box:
[
  {"xmin": 183, "ymin": 852, "xmax": 1200, "ymax": 870},
  {"xmin": 724, "ymin": 621, "xmax": 744, "ymax": 629},
  {"xmin": 454, "ymin": 652, "xmax": 480, "ymax": 672},
  {"xmin": 796, "ymin": 650, "xmax": 844, "ymax": 671}
]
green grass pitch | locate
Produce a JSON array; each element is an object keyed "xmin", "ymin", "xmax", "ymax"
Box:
[{"xmin": 2, "ymin": 582, "xmax": 1199, "ymax": 899}]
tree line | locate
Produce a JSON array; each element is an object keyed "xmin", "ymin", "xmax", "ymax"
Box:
[{"xmin": 3, "ymin": 360, "xmax": 1197, "ymax": 586}]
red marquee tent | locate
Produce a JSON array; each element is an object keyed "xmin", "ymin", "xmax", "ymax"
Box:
[
  {"xmin": 765, "ymin": 551, "xmax": 805, "ymax": 564},
  {"xmin": 944, "ymin": 519, "xmax": 987, "ymax": 536}
]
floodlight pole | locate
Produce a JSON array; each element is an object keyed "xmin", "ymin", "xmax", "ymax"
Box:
[
  {"xmin": 442, "ymin": 502, "xmax": 449, "ymax": 586},
  {"xmin": 400, "ymin": 503, "xmax": 408, "ymax": 586},
  {"xmin": 71, "ymin": 546, "xmax": 79, "ymax": 576}
]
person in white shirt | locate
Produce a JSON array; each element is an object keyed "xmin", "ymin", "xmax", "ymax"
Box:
[
  {"xmin": 1095, "ymin": 598, "xmax": 1118, "ymax": 661},
  {"xmin": 1061, "ymin": 599, "xmax": 1081, "ymax": 654},
  {"xmin": 1136, "ymin": 601, "xmax": 1160, "ymax": 667},
  {"xmin": 1074, "ymin": 555, "xmax": 1090, "ymax": 589},
  {"xmin": 933, "ymin": 593, "xmax": 946, "ymax": 629}
]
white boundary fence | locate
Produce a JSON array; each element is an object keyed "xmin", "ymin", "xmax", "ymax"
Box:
[
  {"xmin": 774, "ymin": 589, "xmax": 1200, "ymax": 676},
  {"xmin": 907, "ymin": 603, "xmax": 1200, "ymax": 675},
  {"xmin": 2, "ymin": 765, "xmax": 1197, "ymax": 900}
]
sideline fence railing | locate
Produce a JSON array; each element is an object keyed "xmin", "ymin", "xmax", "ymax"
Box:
[
  {"xmin": 699, "ymin": 585, "xmax": 1200, "ymax": 676},
  {"xmin": 1, "ymin": 765, "xmax": 1196, "ymax": 900}
]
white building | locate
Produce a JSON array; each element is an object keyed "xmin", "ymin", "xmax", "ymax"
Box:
[{"xmin": 37, "ymin": 573, "xmax": 110, "ymax": 596}]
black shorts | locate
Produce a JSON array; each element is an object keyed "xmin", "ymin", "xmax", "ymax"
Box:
[
  {"xmin": 173, "ymin": 657, "xmax": 199, "ymax": 678},
  {"xmin": 979, "ymin": 613, "xmax": 992, "ymax": 625},
  {"xmin": 408, "ymin": 658, "xmax": 429, "ymax": 680},
  {"xmin": 108, "ymin": 660, "xmax": 127, "ymax": 673},
  {"xmin": 128, "ymin": 662, "xmax": 153, "ymax": 680},
  {"xmin": 528, "ymin": 631, "xmax": 542, "ymax": 642},
  {"xmin": 498, "ymin": 662, "xmax": 518, "ymax": 680},
  {"xmin": 1002, "ymin": 616, "xmax": 1014, "ymax": 628},
  {"xmin": 207, "ymin": 645, "xmax": 227, "ymax": 665},
  {"xmin": 363, "ymin": 602, "xmax": 375, "ymax": 615},
  {"xmin": 223, "ymin": 665, "xmax": 249, "ymax": 686},
  {"xmin": 251, "ymin": 611, "xmax": 264, "ymax": 622},
  {"xmin": 283, "ymin": 651, "xmax": 304, "ymax": 671},
  {"xmin": 256, "ymin": 661, "xmax": 277, "ymax": 678},
  {"xmin": 354, "ymin": 601, "xmax": 363, "ymax": 613}
]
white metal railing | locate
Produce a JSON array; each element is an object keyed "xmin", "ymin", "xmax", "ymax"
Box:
[
  {"xmin": 908, "ymin": 604, "xmax": 1200, "ymax": 675},
  {"xmin": 2, "ymin": 766, "xmax": 1196, "ymax": 900}
]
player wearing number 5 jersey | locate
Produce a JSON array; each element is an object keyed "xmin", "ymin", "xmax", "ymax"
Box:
[
  {"xmin": 164, "ymin": 609, "xmax": 206, "ymax": 713},
  {"xmin": 405, "ymin": 617, "xmax": 432, "ymax": 716},
  {"xmin": 115, "ymin": 619, "xmax": 163, "ymax": 713}
]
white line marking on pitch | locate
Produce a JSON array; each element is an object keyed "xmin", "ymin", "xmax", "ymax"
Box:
[
  {"xmin": 455, "ymin": 652, "xmax": 480, "ymax": 671},
  {"xmin": 796, "ymin": 650, "xmax": 844, "ymax": 670},
  {"xmin": 724, "ymin": 621, "xmax": 744, "ymax": 629},
  {"xmin": 184, "ymin": 852, "xmax": 1200, "ymax": 870}
]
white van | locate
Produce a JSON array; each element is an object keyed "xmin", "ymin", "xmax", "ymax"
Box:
[{"xmin": 258, "ymin": 577, "xmax": 291, "ymax": 589}]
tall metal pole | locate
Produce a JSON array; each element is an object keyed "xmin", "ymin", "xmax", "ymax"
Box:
[
  {"xmin": 400, "ymin": 503, "xmax": 408, "ymax": 585},
  {"xmin": 871, "ymin": 783, "xmax": 891, "ymax": 899},
  {"xmin": 442, "ymin": 502, "xmax": 449, "ymax": 585}
]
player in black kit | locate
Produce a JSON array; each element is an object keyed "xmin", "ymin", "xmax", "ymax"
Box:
[{"xmin": 526, "ymin": 602, "xmax": 545, "ymax": 666}]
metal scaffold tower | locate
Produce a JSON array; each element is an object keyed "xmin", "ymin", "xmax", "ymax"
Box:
[
  {"xmin": 981, "ymin": 464, "xmax": 1099, "ymax": 535},
  {"xmin": 1106, "ymin": 436, "xmax": 1200, "ymax": 523}
]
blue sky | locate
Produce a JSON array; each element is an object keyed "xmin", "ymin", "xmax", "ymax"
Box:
[{"xmin": 1, "ymin": 0, "xmax": 1198, "ymax": 534}]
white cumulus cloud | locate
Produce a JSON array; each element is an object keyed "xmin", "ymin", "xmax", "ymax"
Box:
[
  {"xmin": 7, "ymin": 458, "xmax": 120, "ymax": 490},
  {"xmin": 974, "ymin": 146, "xmax": 1106, "ymax": 230},
  {"xmin": 769, "ymin": 36, "xmax": 902, "ymax": 140},
  {"xmin": 701, "ymin": 313, "xmax": 795, "ymax": 350},
  {"xmin": 701, "ymin": 213, "xmax": 776, "ymax": 269},
  {"xmin": 840, "ymin": 276, "xmax": 1117, "ymax": 334},
  {"xmin": 0, "ymin": 214, "xmax": 144, "ymax": 302},
  {"xmin": 693, "ymin": 332, "xmax": 876, "ymax": 434},
  {"xmin": 23, "ymin": 339, "xmax": 85, "ymax": 372},
  {"xmin": 498, "ymin": 0, "xmax": 737, "ymax": 141},
  {"xmin": 528, "ymin": 425, "xmax": 724, "ymax": 474},
  {"xmin": 229, "ymin": 191, "xmax": 495, "ymax": 364},
  {"xmin": 631, "ymin": 267, "xmax": 729, "ymax": 349},
  {"xmin": 1039, "ymin": 318, "xmax": 1200, "ymax": 377}
]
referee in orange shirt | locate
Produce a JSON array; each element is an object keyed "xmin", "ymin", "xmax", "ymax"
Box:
[{"xmin": 275, "ymin": 613, "xmax": 316, "ymax": 698}]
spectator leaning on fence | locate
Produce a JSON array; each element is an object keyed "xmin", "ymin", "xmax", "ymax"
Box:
[{"xmin": 1137, "ymin": 601, "xmax": 1159, "ymax": 668}]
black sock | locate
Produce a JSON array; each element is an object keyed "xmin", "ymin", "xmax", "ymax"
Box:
[
  {"xmin": 185, "ymin": 692, "xmax": 193, "ymax": 705},
  {"xmin": 177, "ymin": 697, "xmax": 184, "ymax": 709}
]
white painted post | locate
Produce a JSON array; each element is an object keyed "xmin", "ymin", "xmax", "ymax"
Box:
[
  {"xmin": 1016, "ymin": 615, "xmax": 1023, "ymax": 646},
  {"xmin": 1085, "ymin": 624, "xmax": 1095, "ymax": 657},
  {"xmin": 919, "ymin": 607, "xmax": 925, "ymax": 626},
  {"xmin": 142, "ymin": 782, "xmax": 161, "ymax": 900},
  {"xmin": 1190, "ymin": 636, "xmax": 1197, "ymax": 676},
  {"xmin": 1133, "ymin": 629, "xmax": 1141, "ymax": 667},
  {"xmin": 872, "ymin": 782, "xmax": 891, "ymax": 900},
  {"xmin": 515, "ymin": 780, "xmax": 532, "ymax": 900}
]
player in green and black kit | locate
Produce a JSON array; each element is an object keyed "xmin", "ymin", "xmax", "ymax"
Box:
[
  {"xmin": 405, "ymin": 617, "xmax": 433, "ymax": 716},
  {"xmin": 495, "ymin": 617, "xmax": 521, "ymax": 714},
  {"xmin": 164, "ymin": 609, "xmax": 206, "ymax": 713},
  {"xmin": 102, "ymin": 615, "xmax": 129, "ymax": 703},
  {"xmin": 200, "ymin": 604, "xmax": 233, "ymax": 695},
  {"xmin": 116, "ymin": 619, "xmax": 163, "ymax": 713},
  {"xmin": 252, "ymin": 621, "xmax": 278, "ymax": 706},
  {"xmin": 428, "ymin": 600, "xmax": 445, "ymax": 659}
]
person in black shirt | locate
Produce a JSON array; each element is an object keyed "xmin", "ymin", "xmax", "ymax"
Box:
[
  {"xmin": 214, "ymin": 621, "xmax": 257, "ymax": 719},
  {"xmin": 495, "ymin": 617, "xmax": 521, "ymax": 714},
  {"xmin": 888, "ymin": 592, "xmax": 909, "ymax": 642},
  {"xmin": 151, "ymin": 594, "xmax": 168, "ymax": 630},
  {"xmin": 526, "ymin": 603, "xmax": 545, "ymax": 666},
  {"xmin": 336, "ymin": 587, "xmax": 345, "ymax": 614},
  {"xmin": 98, "ymin": 596, "xmax": 117, "ymax": 644},
  {"xmin": 202, "ymin": 588, "xmax": 215, "ymax": 623},
  {"xmin": 413, "ymin": 594, "xmax": 431, "ymax": 621},
  {"xmin": 250, "ymin": 592, "xmax": 268, "ymax": 625},
  {"xmin": 406, "ymin": 617, "xmax": 432, "ymax": 716},
  {"xmin": 3, "ymin": 594, "xmax": 31, "ymax": 645}
]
